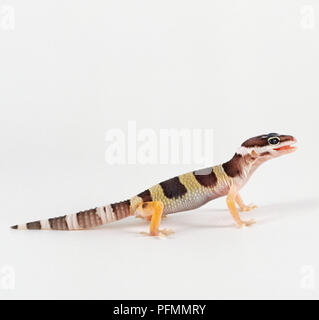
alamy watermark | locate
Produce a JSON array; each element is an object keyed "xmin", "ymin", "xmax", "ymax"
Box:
[
  {"xmin": 0, "ymin": 265, "xmax": 15, "ymax": 290},
  {"xmin": 105, "ymin": 121, "xmax": 214, "ymax": 167},
  {"xmin": 300, "ymin": 5, "xmax": 315, "ymax": 29},
  {"xmin": 0, "ymin": 5, "xmax": 15, "ymax": 31},
  {"xmin": 300, "ymin": 265, "xmax": 315, "ymax": 290}
]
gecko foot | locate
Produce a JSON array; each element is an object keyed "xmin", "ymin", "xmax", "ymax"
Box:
[
  {"xmin": 239, "ymin": 204, "xmax": 258, "ymax": 212},
  {"xmin": 140, "ymin": 228, "xmax": 174, "ymax": 237},
  {"xmin": 236, "ymin": 219, "xmax": 256, "ymax": 228},
  {"xmin": 158, "ymin": 228, "xmax": 174, "ymax": 236}
]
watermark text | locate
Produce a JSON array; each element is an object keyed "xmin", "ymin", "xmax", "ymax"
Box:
[{"xmin": 105, "ymin": 121, "xmax": 214, "ymax": 166}]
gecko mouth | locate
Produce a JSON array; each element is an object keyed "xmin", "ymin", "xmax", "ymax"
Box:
[{"xmin": 274, "ymin": 143, "xmax": 297, "ymax": 151}]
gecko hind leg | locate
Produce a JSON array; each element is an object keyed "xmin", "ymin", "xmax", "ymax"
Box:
[
  {"xmin": 235, "ymin": 193, "xmax": 258, "ymax": 212},
  {"xmin": 226, "ymin": 186, "xmax": 256, "ymax": 228},
  {"xmin": 136, "ymin": 201, "xmax": 173, "ymax": 236}
]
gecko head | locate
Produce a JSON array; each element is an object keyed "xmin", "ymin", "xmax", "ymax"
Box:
[{"xmin": 237, "ymin": 133, "xmax": 297, "ymax": 160}]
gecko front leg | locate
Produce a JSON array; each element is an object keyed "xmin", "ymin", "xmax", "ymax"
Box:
[
  {"xmin": 235, "ymin": 193, "xmax": 258, "ymax": 212},
  {"xmin": 226, "ymin": 185, "xmax": 256, "ymax": 227}
]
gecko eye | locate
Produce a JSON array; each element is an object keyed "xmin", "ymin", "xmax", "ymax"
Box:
[{"xmin": 268, "ymin": 137, "xmax": 280, "ymax": 145}]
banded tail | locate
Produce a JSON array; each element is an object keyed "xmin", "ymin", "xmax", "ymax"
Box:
[{"xmin": 11, "ymin": 200, "xmax": 132, "ymax": 231}]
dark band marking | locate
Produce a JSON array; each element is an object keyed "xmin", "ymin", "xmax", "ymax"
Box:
[
  {"xmin": 222, "ymin": 154, "xmax": 243, "ymax": 178},
  {"xmin": 111, "ymin": 200, "xmax": 131, "ymax": 220},
  {"xmin": 26, "ymin": 221, "xmax": 41, "ymax": 230},
  {"xmin": 260, "ymin": 151, "xmax": 271, "ymax": 156},
  {"xmin": 279, "ymin": 135, "xmax": 294, "ymax": 143},
  {"xmin": 193, "ymin": 167, "xmax": 217, "ymax": 188},
  {"xmin": 241, "ymin": 133, "xmax": 293, "ymax": 148},
  {"xmin": 76, "ymin": 209, "xmax": 99, "ymax": 229},
  {"xmin": 11, "ymin": 225, "xmax": 18, "ymax": 229},
  {"xmin": 49, "ymin": 215, "xmax": 69, "ymax": 230},
  {"xmin": 110, "ymin": 204, "xmax": 119, "ymax": 220},
  {"xmin": 241, "ymin": 134, "xmax": 278, "ymax": 147},
  {"xmin": 138, "ymin": 189, "xmax": 153, "ymax": 202},
  {"xmin": 77, "ymin": 211, "xmax": 87, "ymax": 228},
  {"xmin": 89, "ymin": 211, "xmax": 102, "ymax": 227},
  {"xmin": 159, "ymin": 176, "xmax": 187, "ymax": 199},
  {"xmin": 241, "ymin": 137, "xmax": 267, "ymax": 147}
]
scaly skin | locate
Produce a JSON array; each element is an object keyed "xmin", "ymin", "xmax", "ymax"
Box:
[{"xmin": 11, "ymin": 133, "xmax": 297, "ymax": 236}]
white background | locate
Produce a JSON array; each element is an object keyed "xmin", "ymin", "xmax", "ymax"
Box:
[{"xmin": 1, "ymin": 0, "xmax": 319, "ymax": 299}]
